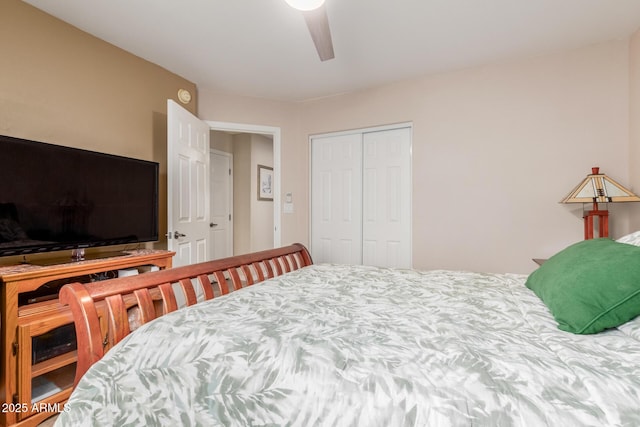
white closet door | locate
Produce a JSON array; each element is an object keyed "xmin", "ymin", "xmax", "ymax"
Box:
[
  {"xmin": 310, "ymin": 125, "xmax": 412, "ymax": 267},
  {"xmin": 311, "ymin": 133, "xmax": 363, "ymax": 264},
  {"xmin": 362, "ymin": 128, "xmax": 412, "ymax": 268}
]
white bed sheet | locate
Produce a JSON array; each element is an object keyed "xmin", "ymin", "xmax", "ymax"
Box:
[{"xmin": 56, "ymin": 264, "xmax": 640, "ymax": 426}]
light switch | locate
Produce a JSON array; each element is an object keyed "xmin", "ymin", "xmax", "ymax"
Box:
[{"xmin": 284, "ymin": 202, "xmax": 294, "ymax": 214}]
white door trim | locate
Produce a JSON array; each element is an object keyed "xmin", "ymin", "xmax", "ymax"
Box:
[
  {"xmin": 205, "ymin": 120, "xmax": 281, "ymax": 248},
  {"xmin": 309, "ymin": 122, "xmax": 414, "ymax": 140}
]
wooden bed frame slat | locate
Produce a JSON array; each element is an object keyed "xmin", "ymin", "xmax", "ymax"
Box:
[
  {"xmin": 281, "ymin": 256, "xmax": 291, "ymax": 273},
  {"xmin": 212, "ymin": 271, "xmax": 229, "ymax": 296},
  {"xmin": 272, "ymin": 257, "xmax": 284, "ymax": 276},
  {"xmin": 179, "ymin": 278, "xmax": 198, "ymax": 306},
  {"xmin": 159, "ymin": 282, "xmax": 179, "ymax": 313},
  {"xmin": 252, "ymin": 261, "xmax": 265, "ymax": 282},
  {"xmin": 264, "ymin": 259, "xmax": 275, "ymax": 279},
  {"xmin": 198, "ymin": 274, "xmax": 215, "ymax": 300},
  {"xmin": 59, "ymin": 243, "xmax": 313, "ymax": 386},
  {"xmin": 228, "ymin": 268, "xmax": 243, "ymax": 291},
  {"xmin": 241, "ymin": 264, "xmax": 254, "ymax": 286},
  {"xmin": 134, "ymin": 288, "xmax": 156, "ymax": 323},
  {"xmin": 106, "ymin": 295, "xmax": 130, "ymax": 346}
]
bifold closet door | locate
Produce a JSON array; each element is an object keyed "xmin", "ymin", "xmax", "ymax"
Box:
[
  {"xmin": 311, "ymin": 133, "xmax": 363, "ymax": 264},
  {"xmin": 311, "ymin": 126, "xmax": 412, "ymax": 268},
  {"xmin": 362, "ymin": 128, "xmax": 412, "ymax": 268}
]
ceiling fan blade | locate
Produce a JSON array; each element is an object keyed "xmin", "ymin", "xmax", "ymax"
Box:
[{"xmin": 302, "ymin": 4, "xmax": 335, "ymax": 61}]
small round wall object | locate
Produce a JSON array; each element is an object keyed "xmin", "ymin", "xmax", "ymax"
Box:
[{"xmin": 177, "ymin": 88, "xmax": 192, "ymax": 104}]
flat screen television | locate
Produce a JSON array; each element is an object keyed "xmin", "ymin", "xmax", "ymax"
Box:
[{"xmin": 0, "ymin": 134, "xmax": 159, "ymax": 259}]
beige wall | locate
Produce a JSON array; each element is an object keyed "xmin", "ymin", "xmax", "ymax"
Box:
[
  {"xmin": 629, "ymin": 29, "xmax": 640, "ymax": 231},
  {"xmin": 250, "ymin": 135, "xmax": 274, "ymax": 252},
  {"xmin": 1, "ymin": 0, "xmax": 197, "ymax": 261},
  {"xmin": 210, "ymin": 130, "xmax": 234, "ymax": 153},
  {"xmin": 300, "ymin": 41, "xmax": 631, "ymax": 274},
  {"xmin": 202, "ymin": 41, "xmax": 633, "ymax": 274},
  {"xmin": 198, "ymin": 92, "xmax": 305, "ymax": 247},
  {"xmin": 233, "ymin": 135, "xmax": 252, "ymax": 254},
  {"xmin": 231, "ymin": 133, "xmax": 274, "ymax": 255}
]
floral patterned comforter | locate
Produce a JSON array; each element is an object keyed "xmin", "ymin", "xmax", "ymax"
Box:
[{"xmin": 55, "ymin": 264, "xmax": 640, "ymax": 426}]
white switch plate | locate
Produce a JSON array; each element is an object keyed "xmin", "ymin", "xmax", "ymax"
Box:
[{"xmin": 283, "ymin": 202, "xmax": 294, "ymax": 214}]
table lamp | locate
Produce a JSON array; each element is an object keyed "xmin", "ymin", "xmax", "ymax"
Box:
[{"xmin": 561, "ymin": 167, "xmax": 640, "ymax": 239}]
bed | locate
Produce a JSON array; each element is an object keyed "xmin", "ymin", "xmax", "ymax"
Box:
[{"xmin": 55, "ymin": 241, "xmax": 640, "ymax": 426}]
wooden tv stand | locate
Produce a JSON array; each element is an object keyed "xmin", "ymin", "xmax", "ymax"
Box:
[{"xmin": 0, "ymin": 249, "xmax": 174, "ymax": 427}]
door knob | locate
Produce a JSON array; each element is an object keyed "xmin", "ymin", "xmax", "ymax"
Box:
[
  {"xmin": 210, "ymin": 223, "xmax": 218, "ymax": 227},
  {"xmin": 173, "ymin": 231, "xmax": 186, "ymax": 239}
]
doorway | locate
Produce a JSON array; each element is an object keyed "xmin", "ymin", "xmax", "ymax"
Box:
[
  {"xmin": 210, "ymin": 131, "xmax": 274, "ymax": 256},
  {"xmin": 167, "ymin": 102, "xmax": 281, "ymax": 266},
  {"xmin": 206, "ymin": 121, "xmax": 281, "ymax": 256}
]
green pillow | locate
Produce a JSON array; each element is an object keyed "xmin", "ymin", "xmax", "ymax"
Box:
[{"xmin": 525, "ymin": 238, "xmax": 640, "ymax": 334}]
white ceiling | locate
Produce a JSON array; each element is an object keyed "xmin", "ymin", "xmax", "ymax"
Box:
[{"xmin": 22, "ymin": 0, "xmax": 640, "ymax": 102}]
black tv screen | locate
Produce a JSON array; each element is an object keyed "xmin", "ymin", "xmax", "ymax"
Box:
[{"xmin": 0, "ymin": 134, "xmax": 159, "ymax": 257}]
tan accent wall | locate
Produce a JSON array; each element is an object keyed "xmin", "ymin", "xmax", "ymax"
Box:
[{"xmin": 0, "ymin": 0, "xmax": 197, "ymax": 262}]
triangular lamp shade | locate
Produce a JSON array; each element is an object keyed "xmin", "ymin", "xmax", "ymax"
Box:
[
  {"xmin": 561, "ymin": 167, "xmax": 640, "ymax": 239},
  {"xmin": 561, "ymin": 167, "xmax": 640, "ymax": 204}
]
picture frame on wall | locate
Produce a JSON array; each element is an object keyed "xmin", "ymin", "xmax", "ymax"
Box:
[{"xmin": 258, "ymin": 165, "xmax": 273, "ymax": 201}]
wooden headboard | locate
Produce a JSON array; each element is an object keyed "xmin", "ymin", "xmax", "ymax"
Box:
[{"xmin": 59, "ymin": 243, "xmax": 313, "ymax": 385}]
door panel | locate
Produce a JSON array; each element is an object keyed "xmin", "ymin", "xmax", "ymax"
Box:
[
  {"xmin": 167, "ymin": 100, "xmax": 210, "ymax": 267},
  {"xmin": 210, "ymin": 150, "xmax": 232, "ymax": 259},
  {"xmin": 362, "ymin": 128, "xmax": 412, "ymax": 268},
  {"xmin": 311, "ymin": 133, "xmax": 363, "ymax": 264}
]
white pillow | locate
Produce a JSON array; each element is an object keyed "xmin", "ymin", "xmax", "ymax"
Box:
[{"xmin": 616, "ymin": 231, "xmax": 640, "ymax": 246}]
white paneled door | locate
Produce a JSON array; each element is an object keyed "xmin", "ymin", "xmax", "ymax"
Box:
[
  {"xmin": 167, "ymin": 100, "xmax": 210, "ymax": 267},
  {"xmin": 311, "ymin": 133, "xmax": 363, "ymax": 265},
  {"xmin": 210, "ymin": 149, "xmax": 232, "ymax": 259},
  {"xmin": 362, "ymin": 128, "xmax": 412, "ymax": 268},
  {"xmin": 311, "ymin": 125, "xmax": 412, "ymax": 268}
]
